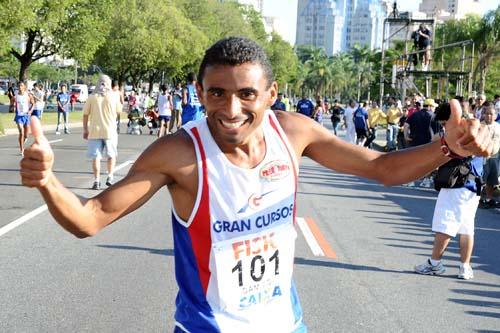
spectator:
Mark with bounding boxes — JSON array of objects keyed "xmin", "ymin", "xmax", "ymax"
[
  {"xmin": 330, "ymin": 100, "xmax": 344, "ymax": 136},
  {"xmin": 271, "ymin": 92, "xmax": 286, "ymax": 111},
  {"xmin": 296, "ymin": 94, "xmax": 314, "ymax": 118},
  {"xmin": 83, "ymin": 74, "xmax": 121, "ymax": 190},
  {"xmin": 344, "ymin": 99, "xmax": 357, "ymax": 144},
  {"xmin": 478, "ymin": 102, "xmax": 500, "ymax": 209},
  {"xmin": 56, "ymin": 84, "xmax": 70, "ymax": 135},
  {"xmin": 385, "ymin": 100, "xmax": 402, "ymax": 151},
  {"xmin": 365, "ymin": 100, "xmax": 386, "ymax": 148},
  {"xmin": 353, "ymin": 102, "xmax": 369, "ymax": 146},
  {"xmin": 182, "ymin": 72, "xmax": 204, "ymax": 125}
]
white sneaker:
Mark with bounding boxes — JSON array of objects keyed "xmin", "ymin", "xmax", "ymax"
[
  {"xmin": 458, "ymin": 265, "xmax": 474, "ymax": 280},
  {"xmin": 415, "ymin": 259, "xmax": 446, "ymax": 275}
]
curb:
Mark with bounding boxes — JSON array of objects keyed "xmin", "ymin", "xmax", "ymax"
[{"xmin": 1, "ymin": 119, "xmax": 130, "ymax": 137}]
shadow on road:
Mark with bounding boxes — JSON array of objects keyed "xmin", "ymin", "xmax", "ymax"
[{"xmin": 96, "ymin": 244, "xmax": 174, "ymax": 256}]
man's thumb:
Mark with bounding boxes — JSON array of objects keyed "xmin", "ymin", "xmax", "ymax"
[
  {"xmin": 445, "ymin": 99, "xmax": 462, "ymax": 128},
  {"xmin": 30, "ymin": 116, "xmax": 48, "ymax": 145}
]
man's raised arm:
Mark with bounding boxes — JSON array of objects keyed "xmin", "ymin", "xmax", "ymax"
[
  {"xmin": 20, "ymin": 116, "xmax": 168, "ymax": 238},
  {"xmin": 280, "ymin": 100, "xmax": 494, "ymax": 186}
]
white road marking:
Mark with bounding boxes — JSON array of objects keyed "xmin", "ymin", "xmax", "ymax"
[
  {"xmin": 296, "ymin": 217, "xmax": 324, "ymax": 257},
  {"xmin": 115, "ymin": 160, "xmax": 134, "ymax": 172},
  {"xmin": 48, "ymin": 139, "xmax": 63, "ymax": 144},
  {"xmin": 0, "ymin": 205, "xmax": 48, "ymax": 237},
  {"xmin": 0, "ymin": 160, "xmax": 135, "ymax": 237}
]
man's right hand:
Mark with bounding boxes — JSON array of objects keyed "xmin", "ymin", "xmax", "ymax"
[{"xmin": 20, "ymin": 116, "xmax": 54, "ymax": 188}]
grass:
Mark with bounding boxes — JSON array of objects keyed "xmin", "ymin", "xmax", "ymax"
[{"xmin": 0, "ymin": 95, "xmax": 9, "ymax": 104}]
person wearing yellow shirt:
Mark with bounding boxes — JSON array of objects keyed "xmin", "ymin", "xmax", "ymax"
[
  {"xmin": 282, "ymin": 94, "xmax": 291, "ymax": 112},
  {"xmin": 365, "ymin": 101, "xmax": 386, "ymax": 148},
  {"xmin": 386, "ymin": 102, "xmax": 403, "ymax": 151}
]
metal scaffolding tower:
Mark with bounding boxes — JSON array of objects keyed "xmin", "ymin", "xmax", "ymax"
[{"xmin": 379, "ymin": 15, "xmax": 475, "ymax": 105}]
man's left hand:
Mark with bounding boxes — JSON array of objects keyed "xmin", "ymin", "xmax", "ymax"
[{"xmin": 443, "ymin": 99, "xmax": 494, "ymax": 157}]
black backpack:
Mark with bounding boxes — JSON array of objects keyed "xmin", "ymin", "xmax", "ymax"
[{"xmin": 433, "ymin": 157, "xmax": 474, "ymax": 191}]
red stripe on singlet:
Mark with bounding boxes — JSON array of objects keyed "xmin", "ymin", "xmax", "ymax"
[
  {"xmin": 188, "ymin": 127, "xmax": 212, "ymax": 293},
  {"xmin": 268, "ymin": 114, "xmax": 299, "ymax": 224}
]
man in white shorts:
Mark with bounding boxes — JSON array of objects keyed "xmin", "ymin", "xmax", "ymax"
[
  {"xmin": 83, "ymin": 74, "xmax": 121, "ymax": 190},
  {"xmin": 414, "ymin": 155, "xmax": 483, "ymax": 280}
]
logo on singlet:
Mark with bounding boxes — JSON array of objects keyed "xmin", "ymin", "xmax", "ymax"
[
  {"xmin": 237, "ymin": 190, "xmax": 275, "ymax": 214},
  {"xmin": 259, "ymin": 160, "xmax": 291, "ymax": 181}
]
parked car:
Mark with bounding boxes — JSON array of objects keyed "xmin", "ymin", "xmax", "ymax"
[{"xmin": 70, "ymin": 84, "xmax": 88, "ymax": 103}]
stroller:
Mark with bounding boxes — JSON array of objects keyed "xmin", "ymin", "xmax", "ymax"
[{"xmin": 127, "ymin": 108, "xmax": 147, "ymax": 135}]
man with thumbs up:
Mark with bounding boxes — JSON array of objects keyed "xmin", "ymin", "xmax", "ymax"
[{"xmin": 18, "ymin": 37, "xmax": 498, "ymax": 332}]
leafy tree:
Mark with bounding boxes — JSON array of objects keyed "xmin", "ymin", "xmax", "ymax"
[
  {"xmin": 93, "ymin": 0, "xmax": 207, "ymax": 88},
  {"xmin": 267, "ymin": 32, "xmax": 298, "ymax": 93},
  {"xmin": 0, "ymin": 0, "xmax": 113, "ymax": 82}
]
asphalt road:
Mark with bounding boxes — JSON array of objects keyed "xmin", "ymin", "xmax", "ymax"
[{"xmin": 1, "ymin": 121, "xmax": 499, "ymax": 332}]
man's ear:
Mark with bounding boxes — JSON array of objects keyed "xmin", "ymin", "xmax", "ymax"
[
  {"xmin": 268, "ymin": 81, "xmax": 278, "ymax": 106},
  {"xmin": 195, "ymin": 81, "xmax": 204, "ymax": 105}
]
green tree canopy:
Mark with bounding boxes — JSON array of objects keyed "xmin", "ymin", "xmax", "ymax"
[{"xmin": 0, "ymin": 0, "xmax": 113, "ymax": 82}]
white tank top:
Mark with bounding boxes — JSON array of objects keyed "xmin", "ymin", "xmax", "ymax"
[
  {"xmin": 157, "ymin": 94, "xmax": 171, "ymax": 116},
  {"xmin": 15, "ymin": 92, "xmax": 30, "ymax": 116},
  {"xmin": 172, "ymin": 110, "xmax": 305, "ymax": 332}
]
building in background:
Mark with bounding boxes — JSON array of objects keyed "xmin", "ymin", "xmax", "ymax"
[
  {"xmin": 419, "ymin": 0, "xmax": 483, "ymax": 20},
  {"xmin": 347, "ymin": 0, "xmax": 386, "ymax": 50},
  {"xmin": 296, "ymin": 0, "xmax": 345, "ymax": 55},
  {"xmin": 236, "ymin": 0, "xmax": 288, "ymax": 42},
  {"xmin": 295, "ymin": 0, "xmax": 386, "ymax": 55}
]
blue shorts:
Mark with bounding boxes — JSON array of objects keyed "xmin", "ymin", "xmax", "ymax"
[
  {"xmin": 87, "ymin": 137, "xmax": 118, "ymax": 160},
  {"xmin": 159, "ymin": 115, "xmax": 171, "ymax": 122},
  {"xmin": 14, "ymin": 115, "xmax": 30, "ymax": 126},
  {"xmin": 32, "ymin": 109, "xmax": 42, "ymax": 118}
]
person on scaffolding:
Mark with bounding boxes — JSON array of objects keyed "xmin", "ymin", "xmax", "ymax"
[{"xmin": 416, "ymin": 23, "xmax": 432, "ymax": 71}]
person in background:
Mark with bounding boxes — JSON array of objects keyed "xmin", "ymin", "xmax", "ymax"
[
  {"xmin": 365, "ymin": 100, "xmax": 386, "ymax": 149},
  {"xmin": 7, "ymin": 82, "xmax": 16, "ymax": 113},
  {"xmin": 296, "ymin": 94, "xmax": 314, "ymax": 118},
  {"xmin": 417, "ymin": 23, "xmax": 432, "ymax": 71},
  {"xmin": 170, "ymin": 83, "xmax": 183, "ymax": 132},
  {"xmin": 56, "ymin": 84, "xmax": 70, "ymax": 135},
  {"xmin": 330, "ymin": 100, "xmax": 344, "ymax": 136},
  {"xmin": 397, "ymin": 108, "xmax": 409, "ymax": 150},
  {"xmin": 312, "ymin": 99, "xmax": 324, "ymax": 125},
  {"xmin": 353, "ymin": 102, "xmax": 369, "ymax": 146},
  {"xmin": 343, "ymin": 99, "xmax": 357, "ymax": 144},
  {"xmin": 156, "ymin": 84, "xmax": 173, "ymax": 137},
  {"xmin": 182, "ymin": 72, "xmax": 204, "ymax": 125},
  {"xmin": 111, "ymin": 81, "xmax": 124, "ymax": 134},
  {"xmin": 385, "ymin": 100, "xmax": 402, "ymax": 151},
  {"xmin": 32, "ymin": 83, "xmax": 45, "ymax": 119},
  {"xmin": 83, "ymin": 74, "xmax": 121, "ymax": 190},
  {"xmin": 474, "ymin": 94, "xmax": 486, "ymax": 120},
  {"xmin": 271, "ymin": 92, "xmax": 286, "ymax": 111},
  {"xmin": 282, "ymin": 93, "xmax": 291, "ymax": 112},
  {"xmin": 478, "ymin": 102, "xmax": 500, "ymax": 209},
  {"xmin": 14, "ymin": 81, "xmax": 34, "ymax": 155}
]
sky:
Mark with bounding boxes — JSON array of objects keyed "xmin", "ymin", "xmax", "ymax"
[{"xmin": 262, "ymin": 0, "xmax": 499, "ymax": 45}]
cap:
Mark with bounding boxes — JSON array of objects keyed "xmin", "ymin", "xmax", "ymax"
[{"xmin": 423, "ymin": 98, "xmax": 438, "ymax": 107}]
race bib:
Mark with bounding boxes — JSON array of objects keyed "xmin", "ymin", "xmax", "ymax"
[{"xmin": 212, "ymin": 224, "xmax": 296, "ymax": 311}]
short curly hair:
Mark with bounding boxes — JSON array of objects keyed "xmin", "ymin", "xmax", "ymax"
[{"xmin": 197, "ymin": 36, "xmax": 274, "ymax": 88}]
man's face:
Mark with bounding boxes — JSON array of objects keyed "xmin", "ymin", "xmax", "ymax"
[
  {"xmin": 61, "ymin": 86, "xmax": 66, "ymax": 93},
  {"xmin": 18, "ymin": 82, "xmax": 25, "ymax": 93},
  {"xmin": 197, "ymin": 63, "xmax": 277, "ymax": 146},
  {"xmin": 476, "ymin": 97, "xmax": 485, "ymax": 106},
  {"xmin": 483, "ymin": 109, "xmax": 496, "ymax": 124}
]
